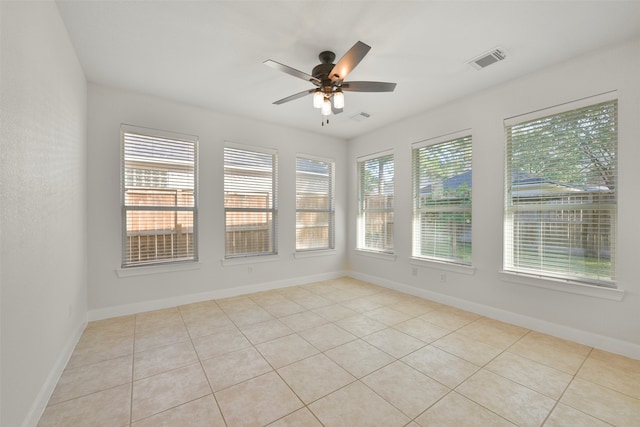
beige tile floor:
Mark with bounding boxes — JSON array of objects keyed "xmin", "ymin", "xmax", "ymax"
[{"xmin": 38, "ymin": 277, "xmax": 640, "ymax": 427}]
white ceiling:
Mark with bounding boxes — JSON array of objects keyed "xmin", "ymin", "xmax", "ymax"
[{"xmin": 56, "ymin": 1, "xmax": 640, "ymax": 140}]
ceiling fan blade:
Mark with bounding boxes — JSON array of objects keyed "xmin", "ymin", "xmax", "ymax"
[
  {"xmin": 273, "ymin": 89, "xmax": 316, "ymax": 105},
  {"xmin": 329, "ymin": 41, "xmax": 371, "ymax": 82},
  {"xmin": 264, "ymin": 60, "xmax": 321, "ymax": 85},
  {"xmin": 341, "ymin": 81, "xmax": 397, "ymax": 92},
  {"xmin": 332, "ymin": 106, "xmax": 343, "ymax": 115}
]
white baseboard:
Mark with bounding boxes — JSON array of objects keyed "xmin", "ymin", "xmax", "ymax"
[
  {"xmin": 23, "ymin": 318, "xmax": 87, "ymax": 427},
  {"xmin": 349, "ymin": 271, "xmax": 640, "ymax": 360},
  {"xmin": 88, "ymin": 270, "xmax": 347, "ymax": 321}
]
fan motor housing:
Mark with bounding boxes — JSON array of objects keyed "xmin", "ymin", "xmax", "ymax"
[
  {"xmin": 313, "ymin": 50, "xmax": 338, "ymax": 86},
  {"xmin": 312, "ymin": 63, "xmax": 335, "ymax": 82}
]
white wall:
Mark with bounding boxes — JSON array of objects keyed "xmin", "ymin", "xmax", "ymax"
[
  {"xmin": 87, "ymin": 84, "xmax": 348, "ymax": 318},
  {"xmin": 0, "ymin": 1, "xmax": 88, "ymax": 426},
  {"xmin": 347, "ymin": 37, "xmax": 640, "ymax": 358}
]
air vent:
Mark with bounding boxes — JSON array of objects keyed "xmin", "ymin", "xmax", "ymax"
[
  {"xmin": 350, "ymin": 112, "xmax": 371, "ymax": 122},
  {"xmin": 468, "ymin": 48, "xmax": 507, "ymax": 70}
]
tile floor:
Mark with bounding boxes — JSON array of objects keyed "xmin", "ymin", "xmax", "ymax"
[{"xmin": 37, "ymin": 277, "xmax": 640, "ymax": 426}]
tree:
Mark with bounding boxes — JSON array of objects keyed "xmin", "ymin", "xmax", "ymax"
[
  {"xmin": 509, "ymin": 101, "xmax": 616, "ymax": 191},
  {"xmin": 507, "ymin": 100, "xmax": 617, "ymax": 269}
]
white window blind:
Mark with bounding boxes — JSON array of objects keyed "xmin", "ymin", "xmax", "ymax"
[
  {"xmin": 412, "ymin": 135, "xmax": 472, "ymax": 265},
  {"xmin": 504, "ymin": 97, "xmax": 617, "ymax": 287},
  {"xmin": 121, "ymin": 125, "xmax": 198, "ymax": 267},
  {"xmin": 296, "ymin": 156, "xmax": 335, "ymax": 251},
  {"xmin": 357, "ymin": 153, "xmax": 394, "ymax": 253},
  {"xmin": 224, "ymin": 145, "xmax": 277, "ymax": 258}
]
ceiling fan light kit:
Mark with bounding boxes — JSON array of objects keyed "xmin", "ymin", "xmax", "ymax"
[{"xmin": 264, "ymin": 41, "xmax": 396, "ymax": 126}]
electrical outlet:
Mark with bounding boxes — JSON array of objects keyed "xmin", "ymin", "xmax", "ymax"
[
  {"xmin": 440, "ymin": 272, "xmax": 446, "ymax": 283},
  {"xmin": 412, "ymin": 267, "xmax": 418, "ymax": 276},
  {"xmin": 248, "ymin": 266, "xmax": 253, "ymax": 273}
]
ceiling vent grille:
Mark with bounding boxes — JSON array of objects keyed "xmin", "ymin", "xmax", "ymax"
[
  {"xmin": 350, "ymin": 112, "xmax": 371, "ymax": 122},
  {"xmin": 468, "ymin": 48, "xmax": 507, "ymax": 70}
]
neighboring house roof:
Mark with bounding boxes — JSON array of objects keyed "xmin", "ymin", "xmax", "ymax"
[
  {"xmin": 420, "ymin": 170, "xmax": 472, "ymax": 195},
  {"xmin": 297, "ymin": 159, "xmax": 330, "ymax": 175},
  {"xmin": 420, "ymin": 170, "xmax": 609, "ymax": 198},
  {"xmin": 510, "ymin": 170, "xmax": 580, "ymax": 197}
]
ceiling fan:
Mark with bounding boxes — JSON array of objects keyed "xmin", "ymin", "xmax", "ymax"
[{"xmin": 264, "ymin": 41, "xmax": 396, "ymax": 125}]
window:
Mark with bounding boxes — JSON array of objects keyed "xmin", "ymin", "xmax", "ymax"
[
  {"xmin": 357, "ymin": 153, "xmax": 394, "ymax": 253},
  {"xmin": 504, "ymin": 95, "xmax": 617, "ymax": 287},
  {"xmin": 224, "ymin": 144, "xmax": 277, "ymax": 258},
  {"xmin": 296, "ymin": 156, "xmax": 335, "ymax": 251},
  {"xmin": 412, "ymin": 134, "xmax": 472, "ymax": 265},
  {"xmin": 121, "ymin": 125, "xmax": 198, "ymax": 267}
]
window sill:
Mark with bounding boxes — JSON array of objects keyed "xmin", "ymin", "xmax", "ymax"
[
  {"xmin": 410, "ymin": 258, "xmax": 476, "ymax": 275},
  {"xmin": 500, "ymin": 271, "xmax": 624, "ymax": 301},
  {"xmin": 355, "ymin": 249, "xmax": 397, "ymax": 261},
  {"xmin": 221, "ymin": 255, "xmax": 280, "ymax": 267},
  {"xmin": 294, "ymin": 249, "xmax": 337, "ymax": 259},
  {"xmin": 116, "ymin": 261, "xmax": 201, "ymax": 278}
]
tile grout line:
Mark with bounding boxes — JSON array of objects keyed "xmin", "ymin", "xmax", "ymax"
[
  {"xmin": 214, "ymin": 292, "xmax": 321, "ymax": 425},
  {"xmin": 406, "ymin": 322, "xmax": 536, "ymax": 426},
  {"xmin": 56, "ymin": 286, "xmax": 484, "ymax": 425},
  {"xmin": 316, "ymin": 289, "xmax": 495, "ymax": 426},
  {"xmin": 538, "ymin": 346, "xmax": 591, "ymax": 427},
  {"xmin": 129, "ymin": 314, "xmax": 137, "ymax": 427},
  {"xmin": 233, "ymin": 286, "xmax": 342, "ymax": 425},
  {"xmin": 541, "ymin": 346, "xmax": 618, "ymax": 427},
  {"xmin": 239, "ymin": 283, "xmax": 399, "ymax": 425},
  {"xmin": 42, "ymin": 279, "xmax": 638, "ymax": 426},
  {"xmin": 295, "ymin": 288, "xmax": 439, "ymax": 425},
  {"xmin": 178, "ymin": 301, "xmax": 231, "ymax": 427},
  {"xmin": 395, "ymin": 316, "xmax": 513, "ymax": 426}
]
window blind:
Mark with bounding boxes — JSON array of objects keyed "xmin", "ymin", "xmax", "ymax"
[
  {"xmin": 357, "ymin": 153, "xmax": 394, "ymax": 253},
  {"xmin": 504, "ymin": 98, "xmax": 617, "ymax": 287},
  {"xmin": 412, "ymin": 135, "xmax": 472, "ymax": 265},
  {"xmin": 224, "ymin": 145, "xmax": 277, "ymax": 257},
  {"xmin": 296, "ymin": 156, "xmax": 335, "ymax": 251},
  {"xmin": 121, "ymin": 125, "xmax": 198, "ymax": 267}
]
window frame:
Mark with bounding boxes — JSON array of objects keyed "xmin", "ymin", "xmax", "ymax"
[
  {"xmin": 356, "ymin": 151, "xmax": 395, "ymax": 254},
  {"xmin": 503, "ymin": 92, "xmax": 617, "ymax": 288},
  {"xmin": 412, "ymin": 132, "xmax": 473, "ymax": 266},
  {"xmin": 223, "ymin": 142, "xmax": 278, "ymax": 259},
  {"xmin": 120, "ymin": 124, "xmax": 198, "ymax": 268},
  {"xmin": 295, "ymin": 154, "xmax": 336, "ymax": 252}
]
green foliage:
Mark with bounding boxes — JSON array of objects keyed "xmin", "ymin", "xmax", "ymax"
[
  {"xmin": 509, "ymin": 101, "xmax": 616, "ymax": 190},
  {"xmin": 361, "ymin": 155, "xmax": 394, "ymax": 195}
]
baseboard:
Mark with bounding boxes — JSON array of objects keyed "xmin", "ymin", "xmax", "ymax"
[
  {"xmin": 89, "ymin": 268, "xmax": 639, "ymax": 359},
  {"xmin": 22, "ymin": 318, "xmax": 88, "ymax": 427},
  {"xmin": 88, "ymin": 270, "xmax": 348, "ymax": 321},
  {"xmin": 349, "ymin": 271, "xmax": 640, "ymax": 360}
]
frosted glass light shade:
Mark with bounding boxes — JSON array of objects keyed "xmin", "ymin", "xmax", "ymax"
[
  {"xmin": 313, "ymin": 91, "xmax": 324, "ymax": 108},
  {"xmin": 333, "ymin": 91, "xmax": 344, "ymax": 109},
  {"xmin": 321, "ymin": 98, "xmax": 332, "ymax": 116}
]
